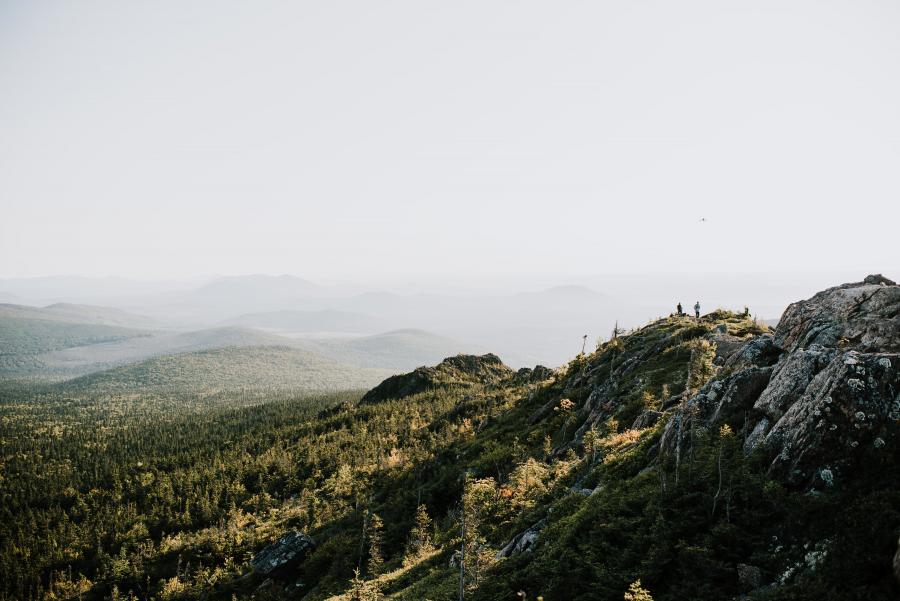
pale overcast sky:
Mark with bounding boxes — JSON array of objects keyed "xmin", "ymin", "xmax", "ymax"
[{"xmin": 1, "ymin": 1, "xmax": 898, "ymax": 280}]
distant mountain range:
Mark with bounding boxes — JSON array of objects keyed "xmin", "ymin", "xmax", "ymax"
[
  {"xmin": 0, "ymin": 298, "xmax": 482, "ymax": 383},
  {"xmin": 0, "ymin": 273, "xmax": 802, "ymax": 371}
]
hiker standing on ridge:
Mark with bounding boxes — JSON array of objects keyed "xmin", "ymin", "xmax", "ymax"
[
  {"xmin": 694, "ymin": 301, "xmax": 701, "ymax": 319},
  {"xmin": 677, "ymin": 302, "xmax": 683, "ymax": 316}
]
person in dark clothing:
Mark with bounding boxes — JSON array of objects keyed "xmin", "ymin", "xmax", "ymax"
[
  {"xmin": 677, "ymin": 302, "xmax": 683, "ymax": 316},
  {"xmin": 694, "ymin": 301, "xmax": 701, "ymax": 319}
]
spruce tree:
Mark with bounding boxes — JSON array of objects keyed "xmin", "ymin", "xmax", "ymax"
[
  {"xmin": 367, "ymin": 513, "xmax": 384, "ymax": 578},
  {"xmin": 404, "ymin": 504, "xmax": 433, "ymax": 564}
]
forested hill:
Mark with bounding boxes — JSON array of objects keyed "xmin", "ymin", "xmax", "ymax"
[
  {"xmin": 1, "ymin": 276, "xmax": 898, "ymax": 601},
  {"xmin": 57, "ymin": 345, "xmax": 392, "ymax": 394}
]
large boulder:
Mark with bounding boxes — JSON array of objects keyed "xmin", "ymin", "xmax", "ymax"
[{"xmin": 250, "ymin": 531, "xmax": 315, "ymax": 576}]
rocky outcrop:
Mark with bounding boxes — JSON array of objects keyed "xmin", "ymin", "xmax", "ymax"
[
  {"xmin": 742, "ymin": 276, "xmax": 899, "ymax": 486},
  {"xmin": 659, "ymin": 366, "xmax": 774, "ymax": 456},
  {"xmin": 571, "ymin": 338, "xmax": 674, "ymax": 439},
  {"xmin": 708, "ymin": 332, "xmax": 748, "ymax": 365},
  {"xmin": 496, "ymin": 519, "xmax": 546, "ymax": 558},
  {"xmin": 775, "ymin": 275, "xmax": 899, "ymax": 354},
  {"xmin": 762, "ymin": 351, "xmax": 897, "ymax": 485},
  {"xmin": 361, "ymin": 353, "xmax": 513, "ymax": 403},
  {"xmin": 753, "ymin": 346, "xmax": 837, "ymax": 422},
  {"xmin": 721, "ymin": 333, "xmax": 780, "ymax": 374},
  {"xmin": 250, "ymin": 531, "xmax": 315, "ymax": 576},
  {"xmin": 660, "ymin": 275, "xmax": 899, "ymax": 489},
  {"xmin": 514, "ymin": 365, "xmax": 555, "ymax": 385}
]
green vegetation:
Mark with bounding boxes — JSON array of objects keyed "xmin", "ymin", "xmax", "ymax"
[
  {"xmin": 0, "ymin": 385, "xmax": 359, "ymax": 601},
  {"xmin": 1, "ymin": 311, "xmax": 897, "ymax": 601},
  {"xmin": 1, "ymin": 302, "xmax": 468, "ymax": 381},
  {"xmin": 0, "ymin": 304, "xmax": 158, "ymax": 380},
  {"xmin": 57, "ymin": 346, "xmax": 391, "ymax": 394},
  {"xmin": 0, "ymin": 303, "xmax": 157, "ymax": 329},
  {"xmin": 0, "ymin": 317, "xmax": 149, "ymax": 375}
]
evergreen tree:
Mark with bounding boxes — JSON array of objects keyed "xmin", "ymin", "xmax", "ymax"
[
  {"xmin": 348, "ymin": 568, "xmax": 382, "ymax": 601},
  {"xmin": 404, "ymin": 504, "xmax": 434, "ymax": 565},
  {"xmin": 366, "ymin": 513, "xmax": 384, "ymax": 578}
]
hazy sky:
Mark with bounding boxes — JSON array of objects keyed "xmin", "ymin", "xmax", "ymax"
[{"xmin": 2, "ymin": 1, "xmax": 898, "ymax": 280}]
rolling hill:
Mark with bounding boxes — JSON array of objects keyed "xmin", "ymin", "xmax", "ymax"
[
  {"xmin": 0, "ymin": 302, "xmax": 155, "ymax": 378},
  {"xmin": 58, "ymin": 345, "xmax": 391, "ymax": 394},
  {"xmin": 0, "ymin": 303, "xmax": 159, "ymax": 379},
  {"xmin": 0, "ymin": 302, "xmax": 157, "ymax": 328},
  {"xmin": 30, "ymin": 326, "xmax": 470, "ymax": 379},
  {"xmin": 1, "ymin": 317, "xmax": 476, "ymax": 381},
  {"xmin": 9, "ymin": 326, "xmax": 298, "ymax": 380}
]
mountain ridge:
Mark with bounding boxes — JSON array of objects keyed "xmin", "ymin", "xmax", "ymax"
[{"xmin": 242, "ymin": 274, "xmax": 899, "ymax": 600}]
